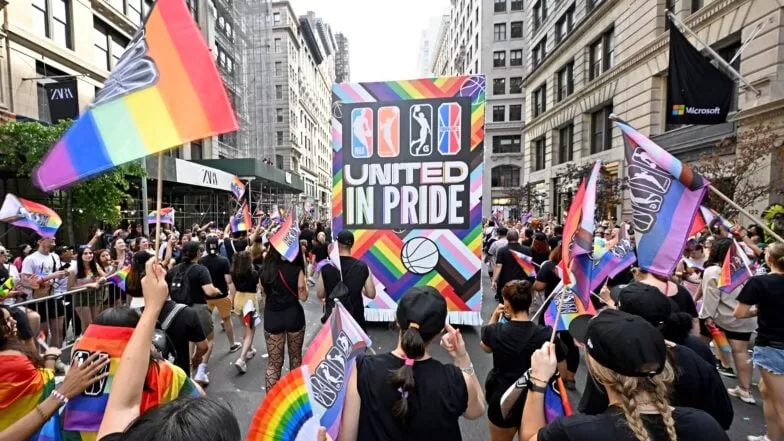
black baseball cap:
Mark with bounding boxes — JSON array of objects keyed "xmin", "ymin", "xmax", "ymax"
[
  {"xmin": 568, "ymin": 309, "xmax": 666, "ymax": 378},
  {"xmin": 205, "ymin": 236, "xmax": 220, "ymax": 255},
  {"xmin": 182, "ymin": 241, "xmax": 201, "ymax": 260},
  {"xmin": 610, "ymin": 283, "xmax": 674, "ymax": 326},
  {"xmin": 396, "ymin": 286, "xmax": 447, "ymax": 341},
  {"xmin": 337, "ymin": 230, "xmax": 354, "ymax": 247}
]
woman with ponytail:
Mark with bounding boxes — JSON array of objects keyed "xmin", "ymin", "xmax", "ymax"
[
  {"xmin": 335, "ymin": 286, "xmax": 486, "ymax": 441},
  {"xmin": 521, "ymin": 310, "xmax": 729, "ymax": 441}
]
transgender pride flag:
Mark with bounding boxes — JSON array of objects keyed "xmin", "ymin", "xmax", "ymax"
[{"xmin": 616, "ymin": 118, "xmax": 708, "ymax": 277}]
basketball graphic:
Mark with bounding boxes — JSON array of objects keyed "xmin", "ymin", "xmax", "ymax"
[{"xmin": 400, "ymin": 237, "xmax": 440, "ymax": 275}]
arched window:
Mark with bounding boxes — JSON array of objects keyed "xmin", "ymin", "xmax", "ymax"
[{"xmin": 491, "ymin": 165, "xmax": 520, "ymax": 188}]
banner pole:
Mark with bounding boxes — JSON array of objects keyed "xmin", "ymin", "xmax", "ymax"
[
  {"xmin": 550, "ymin": 288, "xmax": 565, "ymax": 344},
  {"xmin": 154, "ymin": 152, "xmax": 163, "ymax": 255},
  {"xmin": 708, "ymin": 185, "xmax": 784, "ymax": 244}
]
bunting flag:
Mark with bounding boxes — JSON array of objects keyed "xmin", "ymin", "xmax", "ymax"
[
  {"xmin": 32, "ymin": 0, "xmax": 238, "ymax": 191},
  {"xmin": 510, "ymin": 249, "xmax": 537, "ymax": 277},
  {"xmin": 246, "ymin": 302, "xmax": 371, "ymax": 441},
  {"xmin": 106, "ymin": 266, "xmax": 130, "ymax": 292},
  {"xmin": 147, "ymin": 207, "xmax": 174, "ymax": 225},
  {"xmin": 62, "ymin": 325, "xmax": 199, "ymax": 439},
  {"xmin": 616, "ymin": 119, "xmax": 709, "ymax": 277},
  {"xmin": 231, "ymin": 176, "xmax": 246, "ymax": 201},
  {"xmin": 0, "ymin": 354, "xmax": 59, "ymax": 440},
  {"xmin": 0, "ymin": 194, "xmax": 62, "ymax": 238},
  {"xmin": 230, "ymin": 202, "xmax": 252, "ymax": 233},
  {"xmin": 717, "ymin": 240, "xmax": 752, "ymax": 292},
  {"xmin": 269, "ymin": 210, "xmax": 301, "ymax": 262},
  {"xmin": 544, "ymin": 375, "xmax": 574, "ymax": 423}
]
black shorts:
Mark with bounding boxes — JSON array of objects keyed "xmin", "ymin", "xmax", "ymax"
[
  {"xmin": 264, "ymin": 304, "xmax": 305, "ymax": 335},
  {"xmin": 9, "ymin": 306, "xmax": 34, "ymax": 340},
  {"xmin": 699, "ymin": 318, "xmax": 753, "ymax": 342}
]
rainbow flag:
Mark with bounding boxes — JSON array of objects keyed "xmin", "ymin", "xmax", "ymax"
[
  {"xmin": 544, "ymin": 375, "xmax": 573, "ymax": 423},
  {"xmin": 270, "ymin": 205, "xmax": 281, "ymax": 222},
  {"xmin": 544, "ymin": 285, "xmax": 593, "ymax": 331},
  {"xmin": 718, "ymin": 240, "xmax": 752, "ymax": 293},
  {"xmin": 32, "ymin": 0, "xmax": 238, "ymax": 192},
  {"xmin": 62, "ymin": 325, "xmax": 199, "ymax": 440},
  {"xmin": 707, "ymin": 322, "xmax": 731, "ymax": 353},
  {"xmin": 580, "ymin": 224, "xmax": 637, "ymax": 292},
  {"xmin": 0, "ymin": 194, "xmax": 62, "ymax": 237},
  {"xmin": 616, "ymin": 120, "xmax": 709, "ymax": 277},
  {"xmin": 0, "ymin": 354, "xmax": 60, "ymax": 441},
  {"xmin": 270, "ymin": 210, "xmax": 300, "ymax": 262},
  {"xmin": 106, "ymin": 266, "xmax": 130, "ymax": 292},
  {"xmin": 231, "ymin": 176, "xmax": 246, "ymax": 200},
  {"xmin": 510, "ymin": 249, "xmax": 536, "ymax": 277},
  {"xmin": 148, "ymin": 207, "xmax": 174, "ymax": 225},
  {"xmin": 230, "ymin": 202, "xmax": 252, "ymax": 232},
  {"xmin": 570, "ymin": 162, "xmax": 602, "ymax": 305}
]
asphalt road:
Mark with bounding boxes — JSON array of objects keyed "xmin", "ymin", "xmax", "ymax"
[{"xmin": 205, "ymin": 276, "xmax": 767, "ymax": 441}]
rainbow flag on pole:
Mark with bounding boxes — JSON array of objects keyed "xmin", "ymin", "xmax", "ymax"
[
  {"xmin": 718, "ymin": 239, "xmax": 752, "ymax": 292},
  {"xmin": 0, "ymin": 194, "xmax": 62, "ymax": 237},
  {"xmin": 510, "ymin": 249, "xmax": 537, "ymax": 277},
  {"xmin": 269, "ymin": 210, "xmax": 300, "ymax": 262},
  {"xmin": 231, "ymin": 176, "xmax": 246, "ymax": 200},
  {"xmin": 230, "ymin": 202, "xmax": 252, "ymax": 232},
  {"xmin": 544, "ymin": 285, "xmax": 592, "ymax": 331},
  {"xmin": 33, "ymin": 0, "xmax": 238, "ymax": 192},
  {"xmin": 106, "ymin": 266, "xmax": 130, "ymax": 292},
  {"xmin": 147, "ymin": 207, "xmax": 174, "ymax": 225}
]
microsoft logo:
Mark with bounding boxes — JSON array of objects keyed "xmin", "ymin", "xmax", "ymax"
[
  {"xmin": 672, "ymin": 104, "xmax": 685, "ymax": 116},
  {"xmin": 672, "ymin": 104, "xmax": 721, "ymax": 116}
]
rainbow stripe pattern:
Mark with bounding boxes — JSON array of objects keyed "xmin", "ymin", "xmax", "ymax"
[
  {"xmin": 33, "ymin": 0, "xmax": 238, "ymax": 192},
  {"xmin": 230, "ymin": 202, "xmax": 252, "ymax": 232},
  {"xmin": 148, "ymin": 207, "xmax": 174, "ymax": 225},
  {"xmin": 0, "ymin": 354, "xmax": 59, "ymax": 440},
  {"xmin": 545, "ymin": 285, "xmax": 593, "ymax": 332},
  {"xmin": 544, "ymin": 376, "xmax": 574, "ymax": 423},
  {"xmin": 0, "ymin": 194, "xmax": 62, "ymax": 237},
  {"xmin": 718, "ymin": 240, "xmax": 751, "ymax": 293},
  {"xmin": 231, "ymin": 176, "xmax": 246, "ymax": 200},
  {"xmin": 510, "ymin": 250, "xmax": 536, "ymax": 277},
  {"xmin": 106, "ymin": 266, "xmax": 130, "ymax": 292},
  {"xmin": 246, "ymin": 366, "xmax": 317, "ymax": 441},
  {"xmin": 332, "ymin": 76, "xmax": 485, "ymax": 325},
  {"xmin": 270, "ymin": 210, "xmax": 300, "ymax": 262}
]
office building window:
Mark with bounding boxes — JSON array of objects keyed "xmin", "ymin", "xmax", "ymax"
[
  {"xmin": 273, "ymin": 12, "xmax": 281, "ymax": 24},
  {"xmin": 691, "ymin": 0, "xmax": 703, "ymax": 12},
  {"xmin": 491, "ymin": 165, "xmax": 521, "ymax": 187},
  {"xmin": 510, "ymin": 49, "xmax": 523, "ymax": 66},
  {"xmin": 588, "ymin": 29, "xmax": 614, "ymax": 80},
  {"xmin": 276, "ymin": 131, "xmax": 284, "ymax": 145},
  {"xmin": 493, "ymin": 78, "xmax": 506, "ymax": 95},
  {"xmin": 492, "ymin": 135, "xmax": 522, "ymax": 153},
  {"xmin": 36, "ymin": 62, "xmax": 67, "ymax": 123},
  {"xmin": 533, "ymin": 84, "xmax": 546, "ymax": 117},
  {"xmin": 34, "ymin": 0, "xmax": 72, "ymax": 48},
  {"xmin": 558, "ymin": 124, "xmax": 574, "ymax": 164},
  {"xmin": 190, "ymin": 140, "xmax": 203, "ymax": 160},
  {"xmin": 533, "ymin": 138, "xmax": 546, "ymax": 171},
  {"xmin": 533, "ymin": 0, "xmax": 548, "ymax": 31},
  {"xmin": 32, "ymin": 0, "xmax": 48, "ymax": 37},
  {"xmin": 587, "ymin": 0, "xmax": 605, "ymax": 11},
  {"xmin": 493, "ymin": 105, "xmax": 505, "ymax": 122},
  {"xmin": 276, "ymin": 108, "xmax": 284, "ymax": 122},
  {"xmin": 510, "ymin": 77, "xmax": 523, "ymax": 94},
  {"xmin": 511, "ymin": 21, "xmax": 523, "ymax": 38},
  {"xmin": 590, "ymin": 105, "xmax": 614, "ymax": 154},
  {"xmin": 274, "ymin": 38, "xmax": 282, "ymax": 52},
  {"xmin": 494, "ymin": 0, "xmax": 506, "ymax": 13},
  {"xmin": 275, "ymin": 61, "xmax": 282, "ymax": 76},
  {"xmin": 494, "ymin": 23, "xmax": 507, "ymax": 41},
  {"xmin": 94, "ymin": 20, "xmax": 128, "ymax": 70},
  {"xmin": 556, "ymin": 61, "xmax": 574, "ymax": 102},
  {"xmin": 275, "ymin": 85, "xmax": 283, "ymax": 99},
  {"xmin": 511, "ymin": 0, "xmax": 523, "ymax": 10},
  {"xmin": 532, "ymin": 37, "xmax": 547, "ymax": 67},
  {"xmin": 493, "ymin": 51, "xmax": 506, "ymax": 67},
  {"xmin": 126, "ymin": 0, "xmax": 142, "ymax": 24},
  {"xmin": 509, "ymin": 104, "xmax": 522, "ymax": 121},
  {"xmin": 555, "ymin": 5, "xmax": 574, "ymax": 43}
]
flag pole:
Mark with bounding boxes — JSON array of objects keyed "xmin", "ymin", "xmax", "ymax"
[
  {"xmin": 531, "ymin": 287, "xmax": 559, "ymax": 323},
  {"xmin": 154, "ymin": 152, "xmax": 163, "ymax": 255},
  {"xmin": 550, "ymin": 287, "xmax": 566, "ymax": 344},
  {"xmin": 708, "ymin": 185, "xmax": 784, "ymax": 244}
]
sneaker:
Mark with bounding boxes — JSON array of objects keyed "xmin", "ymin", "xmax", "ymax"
[
  {"xmin": 193, "ymin": 364, "xmax": 210, "ymax": 386},
  {"xmin": 747, "ymin": 435, "xmax": 769, "ymax": 441},
  {"xmin": 234, "ymin": 358, "xmax": 247, "ymax": 374},
  {"xmin": 728, "ymin": 386, "xmax": 756, "ymax": 404},
  {"xmin": 246, "ymin": 347, "xmax": 257, "ymax": 360},
  {"xmin": 229, "ymin": 342, "xmax": 242, "ymax": 353},
  {"xmin": 717, "ymin": 365, "xmax": 736, "ymax": 378}
]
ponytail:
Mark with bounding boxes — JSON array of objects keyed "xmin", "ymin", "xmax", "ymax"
[{"xmin": 389, "ymin": 325, "xmax": 425, "ymax": 420}]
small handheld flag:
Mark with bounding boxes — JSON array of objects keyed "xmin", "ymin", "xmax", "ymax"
[
  {"xmin": 148, "ymin": 207, "xmax": 174, "ymax": 225},
  {"xmin": 107, "ymin": 266, "xmax": 130, "ymax": 292},
  {"xmin": 717, "ymin": 240, "xmax": 752, "ymax": 292},
  {"xmin": 230, "ymin": 202, "xmax": 252, "ymax": 232},
  {"xmin": 0, "ymin": 194, "xmax": 62, "ymax": 238},
  {"xmin": 510, "ymin": 250, "xmax": 537, "ymax": 277},
  {"xmin": 269, "ymin": 210, "xmax": 301, "ymax": 262},
  {"xmin": 231, "ymin": 176, "xmax": 246, "ymax": 200}
]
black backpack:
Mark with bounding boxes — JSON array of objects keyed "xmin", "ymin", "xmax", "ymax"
[
  {"xmin": 151, "ymin": 302, "xmax": 186, "ymax": 363},
  {"xmin": 321, "ymin": 261, "xmax": 356, "ymax": 323},
  {"xmin": 168, "ymin": 263, "xmax": 195, "ymax": 305}
]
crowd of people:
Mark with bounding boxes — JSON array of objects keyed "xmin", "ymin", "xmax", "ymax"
[{"xmin": 0, "ymin": 210, "xmax": 783, "ymax": 441}]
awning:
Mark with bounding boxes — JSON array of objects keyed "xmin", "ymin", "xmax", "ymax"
[
  {"xmin": 195, "ymin": 158, "xmax": 305, "ymax": 194},
  {"xmin": 145, "ymin": 156, "xmax": 239, "ymax": 193}
]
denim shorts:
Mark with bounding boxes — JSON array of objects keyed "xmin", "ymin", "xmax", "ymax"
[{"xmin": 753, "ymin": 346, "xmax": 784, "ymax": 375}]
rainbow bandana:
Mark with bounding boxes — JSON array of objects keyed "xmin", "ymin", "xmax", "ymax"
[{"xmin": 0, "ymin": 354, "xmax": 58, "ymax": 439}]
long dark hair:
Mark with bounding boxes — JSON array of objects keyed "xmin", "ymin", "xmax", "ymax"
[
  {"xmin": 0, "ymin": 305, "xmax": 42, "ymax": 367},
  {"xmin": 126, "ymin": 251, "xmax": 154, "ymax": 293},
  {"xmin": 231, "ymin": 251, "xmax": 255, "ymax": 282},
  {"xmin": 389, "ymin": 325, "xmax": 425, "ymax": 420},
  {"xmin": 260, "ymin": 246, "xmax": 282, "ymax": 286},
  {"xmin": 705, "ymin": 237, "xmax": 733, "ymax": 268},
  {"xmin": 76, "ymin": 247, "xmax": 100, "ymax": 279}
]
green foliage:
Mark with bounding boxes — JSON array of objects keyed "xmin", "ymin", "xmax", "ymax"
[{"xmin": 0, "ymin": 120, "xmax": 145, "ymax": 225}]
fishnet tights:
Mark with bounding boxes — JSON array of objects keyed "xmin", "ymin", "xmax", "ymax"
[{"xmin": 264, "ymin": 328, "xmax": 306, "ymax": 390}]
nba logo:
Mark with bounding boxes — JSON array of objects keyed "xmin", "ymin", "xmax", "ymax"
[
  {"xmin": 409, "ymin": 104, "xmax": 433, "ymax": 157},
  {"xmin": 377, "ymin": 106, "xmax": 400, "ymax": 158},
  {"xmin": 351, "ymin": 108, "xmax": 374, "ymax": 159},
  {"xmin": 438, "ymin": 103, "xmax": 461, "ymax": 155}
]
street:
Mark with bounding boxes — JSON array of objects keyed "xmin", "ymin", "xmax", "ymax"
[{"xmin": 206, "ymin": 276, "xmax": 767, "ymax": 441}]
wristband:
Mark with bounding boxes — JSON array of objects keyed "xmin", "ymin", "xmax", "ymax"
[
  {"xmin": 527, "ymin": 378, "xmax": 548, "ymax": 394},
  {"xmin": 51, "ymin": 390, "xmax": 69, "ymax": 405},
  {"xmin": 530, "ymin": 375, "xmax": 549, "ymax": 385}
]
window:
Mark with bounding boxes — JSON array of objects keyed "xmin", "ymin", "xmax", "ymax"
[
  {"xmin": 533, "ymin": 84, "xmax": 547, "ymax": 117},
  {"xmin": 493, "ymin": 78, "xmax": 506, "ymax": 95},
  {"xmin": 511, "ymin": 0, "xmax": 523, "ymax": 10},
  {"xmin": 510, "ymin": 105, "xmax": 522, "ymax": 121},
  {"xmin": 511, "ymin": 21, "xmax": 523, "ymax": 38},
  {"xmin": 493, "ymin": 106, "xmax": 505, "ymax": 122},
  {"xmin": 273, "ymin": 12, "xmax": 281, "ymax": 24},
  {"xmin": 587, "ymin": 0, "xmax": 605, "ymax": 11},
  {"xmin": 275, "ymin": 85, "xmax": 283, "ymax": 99},
  {"xmin": 555, "ymin": 6, "xmax": 574, "ymax": 43},
  {"xmin": 556, "ymin": 61, "xmax": 574, "ymax": 102},
  {"xmin": 274, "ymin": 38, "xmax": 282, "ymax": 52},
  {"xmin": 532, "ymin": 37, "xmax": 547, "ymax": 67},
  {"xmin": 492, "ymin": 135, "xmax": 522, "ymax": 153},
  {"xmin": 589, "ymin": 29, "xmax": 614, "ymax": 80},
  {"xmin": 494, "ymin": 0, "xmax": 506, "ymax": 13},
  {"xmin": 94, "ymin": 20, "xmax": 128, "ymax": 70},
  {"xmin": 533, "ymin": 0, "xmax": 548, "ymax": 31},
  {"xmin": 276, "ymin": 108, "xmax": 284, "ymax": 122},
  {"xmin": 35, "ymin": 61, "xmax": 67, "ymax": 123},
  {"xmin": 494, "ymin": 23, "xmax": 507, "ymax": 41},
  {"xmin": 590, "ymin": 105, "xmax": 614, "ymax": 154},
  {"xmin": 558, "ymin": 124, "xmax": 574, "ymax": 164},
  {"xmin": 491, "ymin": 165, "xmax": 521, "ymax": 187},
  {"xmin": 276, "ymin": 131, "xmax": 284, "ymax": 145},
  {"xmin": 126, "ymin": 0, "xmax": 142, "ymax": 24},
  {"xmin": 190, "ymin": 140, "xmax": 203, "ymax": 160},
  {"xmin": 34, "ymin": 0, "xmax": 72, "ymax": 48},
  {"xmin": 510, "ymin": 77, "xmax": 523, "ymax": 94},
  {"xmin": 533, "ymin": 138, "xmax": 546, "ymax": 171},
  {"xmin": 493, "ymin": 51, "xmax": 506, "ymax": 67},
  {"xmin": 691, "ymin": 0, "xmax": 703, "ymax": 13},
  {"xmin": 510, "ymin": 49, "xmax": 523, "ymax": 66},
  {"xmin": 718, "ymin": 42, "xmax": 741, "ymax": 112},
  {"xmin": 275, "ymin": 61, "xmax": 282, "ymax": 76}
]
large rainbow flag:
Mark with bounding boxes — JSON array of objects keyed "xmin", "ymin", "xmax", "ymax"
[
  {"xmin": 270, "ymin": 210, "xmax": 300, "ymax": 262},
  {"xmin": 33, "ymin": 0, "xmax": 238, "ymax": 192},
  {"xmin": 246, "ymin": 302, "xmax": 371, "ymax": 441},
  {"xmin": 0, "ymin": 194, "xmax": 62, "ymax": 237},
  {"xmin": 0, "ymin": 354, "xmax": 60, "ymax": 440}
]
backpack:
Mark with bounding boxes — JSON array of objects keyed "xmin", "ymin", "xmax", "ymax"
[
  {"xmin": 321, "ymin": 261, "xmax": 356, "ymax": 324},
  {"xmin": 151, "ymin": 302, "xmax": 186, "ymax": 362},
  {"xmin": 168, "ymin": 263, "xmax": 195, "ymax": 305}
]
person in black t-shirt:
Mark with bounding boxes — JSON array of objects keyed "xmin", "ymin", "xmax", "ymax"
[
  {"xmin": 331, "ymin": 286, "xmax": 486, "ymax": 441},
  {"xmin": 481, "ymin": 280, "xmax": 565, "ymax": 441},
  {"xmin": 199, "ymin": 237, "xmax": 240, "ymax": 355},
  {"xmin": 521, "ymin": 310, "xmax": 730, "ymax": 441},
  {"xmin": 547, "ymin": 225, "xmax": 563, "ymax": 251},
  {"xmin": 222, "ymin": 230, "xmax": 248, "ymax": 264},
  {"xmin": 522, "ymin": 228, "xmax": 534, "ymax": 247},
  {"xmin": 318, "ymin": 231, "xmax": 376, "ymax": 330},
  {"xmin": 492, "ymin": 229, "xmax": 533, "ymax": 302},
  {"xmin": 152, "ymin": 300, "xmax": 208, "ymax": 376}
]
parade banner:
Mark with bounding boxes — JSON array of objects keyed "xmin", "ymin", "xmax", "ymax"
[{"xmin": 332, "ymin": 75, "xmax": 485, "ymax": 325}]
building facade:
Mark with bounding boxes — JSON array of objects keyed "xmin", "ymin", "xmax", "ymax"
[
  {"xmin": 334, "ymin": 32, "xmax": 350, "ymax": 83},
  {"xmin": 418, "ymin": 15, "xmax": 450, "ymax": 77},
  {"xmin": 522, "ymin": 0, "xmax": 784, "ymax": 221}
]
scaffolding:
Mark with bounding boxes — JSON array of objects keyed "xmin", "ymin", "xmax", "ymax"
[{"xmin": 241, "ymin": 0, "xmax": 275, "ymax": 161}]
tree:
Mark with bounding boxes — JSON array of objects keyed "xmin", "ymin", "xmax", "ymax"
[
  {"xmin": 554, "ymin": 162, "xmax": 628, "ymax": 220},
  {"xmin": 693, "ymin": 123, "xmax": 783, "ymax": 219},
  {"xmin": 0, "ymin": 120, "xmax": 144, "ymax": 243},
  {"xmin": 505, "ymin": 182, "xmax": 546, "ymax": 214}
]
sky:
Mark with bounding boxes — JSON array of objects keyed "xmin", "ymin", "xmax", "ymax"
[{"xmin": 290, "ymin": 0, "xmax": 450, "ymax": 82}]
